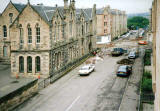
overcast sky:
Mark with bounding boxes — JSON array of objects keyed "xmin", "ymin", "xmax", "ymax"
[{"xmin": 0, "ymin": 0, "xmax": 153, "ymax": 14}]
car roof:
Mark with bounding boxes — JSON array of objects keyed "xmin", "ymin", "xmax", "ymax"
[
  {"xmin": 119, "ymin": 65, "xmax": 127, "ymax": 68},
  {"xmin": 81, "ymin": 65, "xmax": 91, "ymax": 68},
  {"xmin": 129, "ymin": 51, "xmax": 135, "ymax": 54}
]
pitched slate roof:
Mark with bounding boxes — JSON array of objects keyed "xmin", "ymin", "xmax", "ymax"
[
  {"xmin": 13, "ymin": 3, "xmax": 26, "ymax": 12},
  {"xmin": 83, "ymin": 8, "xmax": 92, "ymax": 20},
  {"xmin": 31, "ymin": 5, "xmax": 57, "ymax": 24},
  {"xmin": 96, "ymin": 8, "xmax": 104, "ymax": 15},
  {"xmin": 76, "ymin": 8, "xmax": 93, "ymax": 21},
  {"xmin": 111, "ymin": 9, "xmax": 117, "ymax": 15}
]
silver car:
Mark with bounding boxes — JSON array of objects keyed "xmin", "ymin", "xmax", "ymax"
[{"xmin": 128, "ymin": 51, "xmax": 136, "ymax": 59}]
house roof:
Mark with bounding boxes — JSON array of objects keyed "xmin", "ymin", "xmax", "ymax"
[
  {"xmin": 13, "ymin": 3, "xmax": 26, "ymax": 12},
  {"xmin": 83, "ymin": 8, "xmax": 92, "ymax": 20},
  {"xmin": 31, "ymin": 5, "xmax": 56, "ymax": 24},
  {"xmin": 10, "ymin": 2, "xmax": 94, "ymax": 27},
  {"xmin": 96, "ymin": 8, "xmax": 104, "ymax": 15},
  {"xmin": 76, "ymin": 8, "xmax": 93, "ymax": 21}
]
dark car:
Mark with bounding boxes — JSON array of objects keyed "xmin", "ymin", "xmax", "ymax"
[
  {"xmin": 111, "ymin": 48, "xmax": 124, "ymax": 56},
  {"xmin": 117, "ymin": 65, "xmax": 132, "ymax": 77}
]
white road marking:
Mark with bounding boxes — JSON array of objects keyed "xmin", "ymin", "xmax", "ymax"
[{"xmin": 65, "ymin": 96, "xmax": 80, "ymax": 111}]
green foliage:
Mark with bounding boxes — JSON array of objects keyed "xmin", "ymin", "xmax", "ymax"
[
  {"xmin": 142, "ymin": 78, "xmax": 152, "ymax": 92},
  {"xmin": 142, "ymin": 71, "xmax": 152, "ymax": 92},
  {"xmin": 143, "ymin": 71, "xmax": 152, "ymax": 79},
  {"xmin": 144, "ymin": 49, "xmax": 152, "ymax": 66},
  {"xmin": 127, "ymin": 16, "xmax": 149, "ymax": 30}
]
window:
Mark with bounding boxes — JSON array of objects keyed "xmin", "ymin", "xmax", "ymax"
[
  {"xmin": 19, "ymin": 56, "xmax": 24, "ymax": 73},
  {"xmin": 3, "ymin": 25, "xmax": 7, "ymax": 37},
  {"xmin": 86, "ymin": 23, "xmax": 88, "ymax": 33},
  {"xmin": 69, "ymin": 22, "xmax": 72, "ymax": 36},
  {"xmin": 54, "ymin": 23, "xmax": 57, "ymax": 41},
  {"xmin": 27, "ymin": 56, "xmax": 32, "ymax": 73},
  {"xmin": 35, "ymin": 56, "xmax": 40, "ymax": 72},
  {"xmin": 36, "ymin": 24, "xmax": 40, "ymax": 43},
  {"xmin": 62, "ymin": 25, "xmax": 65, "ymax": 38},
  {"xmin": 104, "ymin": 29, "xmax": 107, "ymax": 33},
  {"xmin": 104, "ymin": 22, "xmax": 107, "ymax": 26},
  {"xmin": 71, "ymin": 13, "xmax": 72, "ymax": 19},
  {"xmin": 19, "ymin": 24, "xmax": 23, "ymax": 44},
  {"xmin": 58, "ymin": 25, "xmax": 59, "ymax": 40},
  {"xmin": 82, "ymin": 25, "xmax": 84, "ymax": 35},
  {"xmin": 27, "ymin": 25, "xmax": 32, "ymax": 43},
  {"xmin": 104, "ymin": 15, "xmax": 107, "ymax": 19},
  {"xmin": 9, "ymin": 13, "xmax": 13, "ymax": 23},
  {"xmin": 3, "ymin": 46, "xmax": 7, "ymax": 57}
]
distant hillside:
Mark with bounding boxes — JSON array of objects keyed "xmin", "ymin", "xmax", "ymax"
[{"xmin": 127, "ymin": 12, "xmax": 150, "ymax": 19}]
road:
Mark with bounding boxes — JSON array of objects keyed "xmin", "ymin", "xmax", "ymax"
[
  {"xmin": 15, "ymin": 33, "xmax": 143, "ymax": 111},
  {"xmin": 15, "ymin": 54, "xmax": 129, "ymax": 111}
]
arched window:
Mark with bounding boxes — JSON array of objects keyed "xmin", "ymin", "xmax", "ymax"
[
  {"xmin": 3, "ymin": 25, "xmax": 7, "ymax": 37},
  {"xmin": 69, "ymin": 22, "xmax": 72, "ymax": 36},
  {"xmin": 55, "ymin": 53, "xmax": 58, "ymax": 70},
  {"xmin": 19, "ymin": 24, "xmax": 24, "ymax": 44},
  {"xmin": 57, "ymin": 24, "xmax": 60, "ymax": 40},
  {"xmin": 27, "ymin": 56, "xmax": 32, "ymax": 73},
  {"xmin": 9, "ymin": 13, "xmax": 13, "ymax": 23},
  {"xmin": 36, "ymin": 24, "xmax": 40, "ymax": 43},
  {"xmin": 70, "ymin": 13, "xmax": 72, "ymax": 19},
  {"xmin": 62, "ymin": 25, "xmax": 65, "ymax": 38},
  {"xmin": 19, "ymin": 56, "xmax": 24, "ymax": 73},
  {"xmin": 27, "ymin": 24, "xmax": 32, "ymax": 43},
  {"xmin": 35, "ymin": 56, "xmax": 41, "ymax": 72},
  {"xmin": 82, "ymin": 25, "xmax": 84, "ymax": 35},
  {"xmin": 54, "ymin": 22, "xmax": 57, "ymax": 41}
]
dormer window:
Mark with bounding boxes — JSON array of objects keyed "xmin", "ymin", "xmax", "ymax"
[{"xmin": 9, "ymin": 13, "xmax": 13, "ymax": 23}]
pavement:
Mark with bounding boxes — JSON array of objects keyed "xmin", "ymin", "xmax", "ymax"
[
  {"xmin": 0, "ymin": 63, "xmax": 36, "ymax": 98},
  {"xmin": 143, "ymin": 103, "xmax": 154, "ymax": 111},
  {"xmin": 119, "ymin": 48, "xmax": 145, "ymax": 111}
]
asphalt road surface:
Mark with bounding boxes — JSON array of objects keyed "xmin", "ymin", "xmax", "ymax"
[{"xmin": 14, "ymin": 54, "xmax": 131, "ymax": 111}]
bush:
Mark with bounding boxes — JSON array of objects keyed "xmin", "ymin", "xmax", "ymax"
[
  {"xmin": 142, "ymin": 78, "xmax": 152, "ymax": 92},
  {"xmin": 144, "ymin": 49, "xmax": 152, "ymax": 66},
  {"xmin": 143, "ymin": 71, "xmax": 152, "ymax": 79}
]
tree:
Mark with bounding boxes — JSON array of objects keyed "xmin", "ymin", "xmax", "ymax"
[{"xmin": 127, "ymin": 16, "xmax": 149, "ymax": 30}]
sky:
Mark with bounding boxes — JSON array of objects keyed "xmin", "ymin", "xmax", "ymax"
[{"xmin": 0, "ymin": 0, "xmax": 153, "ymax": 14}]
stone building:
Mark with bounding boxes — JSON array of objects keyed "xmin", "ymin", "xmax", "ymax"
[
  {"xmin": 2, "ymin": 0, "xmax": 97, "ymax": 78},
  {"xmin": 96, "ymin": 6, "xmax": 127, "ymax": 44},
  {"xmin": 0, "ymin": 2, "xmax": 25, "ymax": 62},
  {"xmin": 151, "ymin": 0, "xmax": 160, "ymax": 110}
]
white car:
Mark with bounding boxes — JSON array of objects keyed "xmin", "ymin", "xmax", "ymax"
[{"xmin": 79, "ymin": 64, "xmax": 95, "ymax": 76}]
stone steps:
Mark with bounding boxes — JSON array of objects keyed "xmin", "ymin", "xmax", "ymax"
[{"xmin": 0, "ymin": 58, "xmax": 11, "ymax": 65}]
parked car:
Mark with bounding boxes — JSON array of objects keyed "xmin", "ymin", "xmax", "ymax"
[
  {"xmin": 117, "ymin": 65, "xmax": 132, "ymax": 77},
  {"xmin": 79, "ymin": 64, "xmax": 95, "ymax": 76},
  {"xmin": 111, "ymin": 48, "xmax": 124, "ymax": 56},
  {"xmin": 131, "ymin": 48, "xmax": 139, "ymax": 57},
  {"xmin": 138, "ymin": 40, "xmax": 147, "ymax": 45},
  {"xmin": 128, "ymin": 51, "xmax": 136, "ymax": 59}
]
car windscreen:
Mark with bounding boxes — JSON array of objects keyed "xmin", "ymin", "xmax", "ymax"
[
  {"xmin": 81, "ymin": 67, "xmax": 89, "ymax": 70},
  {"xmin": 118, "ymin": 66, "xmax": 127, "ymax": 72}
]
